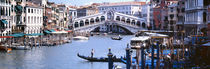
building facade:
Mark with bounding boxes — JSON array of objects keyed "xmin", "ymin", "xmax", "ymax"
[
  {"xmin": 57, "ymin": 4, "xmax": 69, "ymax": 29},
  {"xmin": 176, "ymin": 0, "xmax": 186, "ymax": 32},
  {"xmin": 141, "ymin": 4, "xmax": 151, "ymax": 29},
  {"xmin": 168, "ymin": 2, "xmax": 178, "ymax": 31},
  {"xmin": 68, "ymin": 8, "xmax": 77, "ymax": 29},
  {"xmin": 98, "ymin": 2, "xmax": 146, "ymax": 17},
  {"xmin": 0, "ymin": 0, "xmax": 12, "ymax": 41},
  {"xmin": 44, "ymin": 2, "xmax": 58, "ymax": 30},
  {"xmin": 77, "ymin": 5, "xmax": 98, "ymax": 17},
  {"xmin": 184, "ymin": 0, "xmax": 209, "ymax": 36},
  {"xmin": 25, "ymin": 3, "xmax": 43, "ymax": 35}
]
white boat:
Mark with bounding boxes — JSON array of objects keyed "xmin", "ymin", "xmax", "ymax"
[
  {"xmin": 73, "ymin": 36, "xmax": 89, "ymax": 40},
  {"xmin": 13, "ymin": 46, "xmax": 31, "ymax": 50}
]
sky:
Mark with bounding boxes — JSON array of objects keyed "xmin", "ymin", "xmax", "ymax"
[{"xmin": 48, "ymin": 0, "xmax": 149, "ymax": 6}]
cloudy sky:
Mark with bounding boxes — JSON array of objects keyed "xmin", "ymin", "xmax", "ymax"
[{"xmin": 49, "ymin": 0, "xmax": 149, "ymax": 6}]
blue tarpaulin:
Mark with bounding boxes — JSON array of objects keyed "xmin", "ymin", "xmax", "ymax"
[
  {"xmin": 1, "ymin": 19, "xmax": 8, "ymax": 24},
  {"xmin": 44, "ymin": 30, "xmax": 51, "ymax": 34},
  {"xmin": 9, "ymin": 33, "xmax": 24, "ymax": 37},
  {"xmin": 49, "ymin": 29, "xmax": 56, "ymax": 32}
]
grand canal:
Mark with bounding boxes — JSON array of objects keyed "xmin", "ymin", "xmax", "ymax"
[{"xmin": 0, "ymin": 35, "xmax": 133, "ymax": 69}]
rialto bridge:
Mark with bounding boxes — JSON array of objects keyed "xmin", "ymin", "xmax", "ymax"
[{"xmin": 73, "ymin": 10, "xmax": 148, "ymax": 34}]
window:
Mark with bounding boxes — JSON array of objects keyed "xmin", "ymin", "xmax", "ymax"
[
  {"xmin": 170, "ymin": 8, "xmax": 173, "ymax": 12},
  {"xmin": 31, "ymin": 9, "xmax": 33, "ymax": 13},
  {"xmin": 28, "ymin": 9, "xmax": 30, "ymax": 13}
]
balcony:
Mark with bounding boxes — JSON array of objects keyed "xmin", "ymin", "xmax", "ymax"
[
  {"xmin": 185, "ymin": 6, "xmax": 206, "ymax": 11},
  {"xmin": 12, "ymin": 26, "xmax": 25, "ymax": 33},
  {"xmin": 0, "ymin": 16, "xmax": 11, "ymax": 19}
]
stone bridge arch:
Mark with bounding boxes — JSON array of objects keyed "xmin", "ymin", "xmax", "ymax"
[{"xmin": 73, "ymin": 10, "xmax": 147, "ymax": 34}]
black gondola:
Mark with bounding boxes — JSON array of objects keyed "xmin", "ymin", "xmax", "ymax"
[
  {"xmin": 77, "ymin": 53, "xmax": 123, "ymax": 62},
  {"xmin": 111, "ymin": 37, "xmax": 122, "ymax": 40}
]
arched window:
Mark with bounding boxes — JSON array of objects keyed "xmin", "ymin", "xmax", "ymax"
[
  {"xmin": 121, "ymin": 17, "xmax": 125, "ymax": 22},
  {"xmin": 131, "ymin": 20, "xmax": 135, "ymax": 25},
  {"xmin": 74, "ymin": 22, "xmax": 79, "ymax": 28},
  {"xmin": 95, "ymin": 17, "xmax": 100, "ymax": 22},
  {"xmin": 101, "ymin": 16, "xmax": 105, "ymax": 21},
  {"xmin": 80, "ymin": 20, "xmax": 84, "ymax": 27},
  {"xmin": 90, "ymin": 18, "xmax": 94, "ymax": 24},
  {"xmin": 126, "ymin": 18, "xmax": 130, "ymax": 23},
  {"xmin": 116, "ymin": 16, "xmax": 120, "ymax": 21},
  {"xmin": 142, "ymin": 22, "xmax": 146, "ymax": 28},
  {"xmin": 137, "ymin": 21, "xmax": 141, "ymax": 27},
  {"xmin": 85, "ymin": 19, "xmax": 89, "ymax": 25}
]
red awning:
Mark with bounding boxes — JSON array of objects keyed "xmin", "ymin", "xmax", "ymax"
[
  {"xmin": 0, "ymin": 36, "xmax": 13, "ymax": 38},
  {"xmin": 66, "ymin": 30, "xmax": 72, "ymax": 32}
]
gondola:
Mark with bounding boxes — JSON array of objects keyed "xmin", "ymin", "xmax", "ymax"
[
  {"xmin": 77, "ymin": 53, "xmax": 123, "ymax": 62},
  {"xmin": 111, "ymin": 37, "xmax": 122, "ymax": 40}
]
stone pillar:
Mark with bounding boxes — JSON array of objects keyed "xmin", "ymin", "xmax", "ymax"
[
  {"xmin": 151, "ymin": 44, "xmax": 154, "ymax": 69},
  {"xmin": 126, "ymin": 44, "xmax": 131, "ymax": 69},
  {"xmin": 107, "ymin": 48, "xmax": 113, "ymax": 69},
  {"xmin": 141, "ymin": 47, "xmax": 145, "ymax": 69}
]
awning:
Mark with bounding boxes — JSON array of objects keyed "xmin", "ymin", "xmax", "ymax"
[
  {"xmin": 66, "ymin": 30, "xmax": 72, "ymax": 32},
  {"xmin": 9, "ymin": 33, "xmax": 24, "ymax": 37},
  {"xmin": 64, "ymin": 28, "xmax": 69, "ymax": 31},
  {"xmin": 51, "ymin": 31, "xmax": 68, "ymax": 34},
  {"xmin": 25, "ymin": 33, "xmax": 44, "ymax": 36},
  {"xmin": 0, "ymin": 36, "xmax": 13, "ymax": 38},
  {"xmin": 44, "ymin": 30, "xmax": 51, "ymax": 34},
  {"xmin": 1, "ymin": 19, "xmax": 8, "ymax": 24},
  {"xmin": 50, "ymin": 29, "xmax": 56, "ymax": 32}
]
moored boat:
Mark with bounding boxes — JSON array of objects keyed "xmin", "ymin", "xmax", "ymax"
[
  {"xmin": 11, "ymin": 46, "xmax": 31, "ymax": 50},
  {"xmin": 0, "ymin": 46, "xmax": 12, "ymax": 52},
  {"xmin": 73, "ymin": 36, "xmax": 89, "ymax": 40}
]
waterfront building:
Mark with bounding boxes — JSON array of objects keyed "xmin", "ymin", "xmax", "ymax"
[
  {"xmin": 168, "ymin": 2, "xmax": 178, "ymax": 31},
  {"xmin": 77, "ymin": 4, "xmax": 99, "ymax": 18},
  {"xmin": 25, "ymin": 2, "xmax": 43, "ymax": 36},
  {"xmin": 184, "ymin": 0, "xmax": 209, "ymax": 36},
  {"xmin": 141, "ymin": 3, "xmax": 152, "ymax": 29},
  {"xmin": 57, "ymin": 4, "xmax": 69, "ymax": 29},
  {"xmin": 98, "ymin": 1, "xmax": 146, "ymax": 17},
  {"xmin": 68, "ymin": 7, "xmax": 77, "ymax": 29},
  {"xmin": 176, "ymin": 0, "xmax": 186, "ymax": 32},
  {"xmin": 44, "ymin": 2, "xmax": 58, "ymax": 30},
  {"xmin": 0, "ymin": 0, "xmax": 12, "ymax": 42}
]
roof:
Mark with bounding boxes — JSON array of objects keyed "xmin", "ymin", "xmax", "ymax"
[
  {"xmin": 145, "ymin": 32, "xmax": 168, "ymax": 38},
  {"xmin": 100, "ymin": 1, "xmax": 146, "ymax": 7},
  {"xmin": 130, "ymin": 36, "xmax": 150, "ymax": 41},
  {"xmin": 202, "ymin": 42, "xmax": 210, "ymax": 47},
  {"xmin": 26, "ymin": 2, "xmax": 43, "ymax": 8}
]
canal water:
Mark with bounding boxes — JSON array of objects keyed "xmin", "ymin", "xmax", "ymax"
[{"xmin": 0, "ymin": 35, "xmax": 134, "ymax": 69}]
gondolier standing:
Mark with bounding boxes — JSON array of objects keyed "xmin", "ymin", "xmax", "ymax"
[{"xmin": 91, "ymin": 49, "xmax": 94, "ymax": 58}]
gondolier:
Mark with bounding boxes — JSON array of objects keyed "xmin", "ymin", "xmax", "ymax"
[{"xmin": 91, "ymin": 49, "xmax": 94, "ymax": 58}]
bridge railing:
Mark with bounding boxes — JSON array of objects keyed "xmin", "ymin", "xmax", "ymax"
[
  {"xmin": 113, "ymin": 20, "xmax": 140, "ymax": 29},
  {"xmin": 74, "ymin": 21, "xmax": 106, "ymax": 30}
]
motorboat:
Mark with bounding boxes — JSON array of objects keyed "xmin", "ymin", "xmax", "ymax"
[
  {"xmin": 11, "ymin": 46, "xmax": 31, "ymax": 50},
  {"xmin": 73, "ymin": 36, "xmax": 89, "ymax": 40}
]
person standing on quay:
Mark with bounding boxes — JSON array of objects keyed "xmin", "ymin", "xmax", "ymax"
[{"xmin": 91, "ymin": 49, "xmax": 94, "ymax": 58}]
